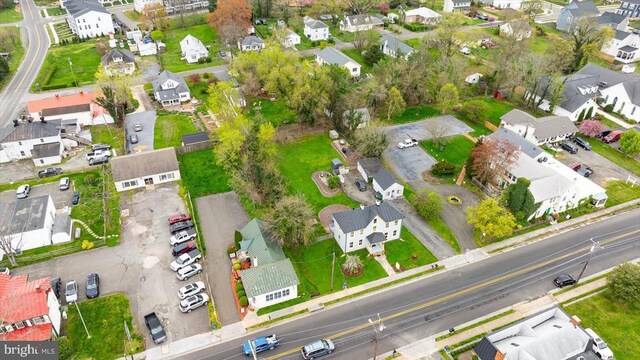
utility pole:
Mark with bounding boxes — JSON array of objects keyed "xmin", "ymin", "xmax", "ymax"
[
  {"xmin": 74, "ymin": 301, "xmax": 91, "ymax": 339},
  {"xmin": 68, "ymin": 57, "xmax": 78, "ymax": 87},
  {"xmin": 576, "ymin": 239, "xmax": 603, "ymax": 284},
  {"xmin": 368, "ymin": 313, "xmax": 385, "ymax": 360},
  {"xmin": 330, "ymin": 251, "xmax": 335, "ymax": 291}
]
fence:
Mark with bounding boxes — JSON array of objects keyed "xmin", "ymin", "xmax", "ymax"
[{"xmin": 175, "ymin": 139, "xmax": 215, "ymax": 154}]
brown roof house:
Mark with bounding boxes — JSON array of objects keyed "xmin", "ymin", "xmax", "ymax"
[{"xmin": 110, "ymin": 148, "xmax": 180, "ymax": 192}]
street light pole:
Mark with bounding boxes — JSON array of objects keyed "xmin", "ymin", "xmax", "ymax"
[
  {"xmin": 74, "ymin": 301, "xmax": 90, "ymax": 339},
  {"xmin": 368, "ymin": 313, "xmax": 385, "ymax": 360},
  {"xmin": 576, "ymin": 239, "xmax": 602, "ymax": 284},
  {"xmin": 68, "ymin": 57, "xmax": 78, "ymax": 87}
]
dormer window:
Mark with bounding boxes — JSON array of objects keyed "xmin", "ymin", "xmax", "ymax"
[{"xmin": 373, "ymin": 218, "xmax": 377, "ymax": 224}]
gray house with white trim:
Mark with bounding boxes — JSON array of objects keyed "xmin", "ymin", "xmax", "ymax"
[
  {"xmin": 380, "ymin": 34, "xmax": 414, "ymax": 59},
  {"xmin": 110, "ymin": 148, "xmax": 181, "ymax": 192},
  {"xmin": 152, "ymin": 70, "xmax": 191, "ymax": 107}
]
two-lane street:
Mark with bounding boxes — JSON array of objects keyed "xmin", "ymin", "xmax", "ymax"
[{"xmin": 176, "ymin": 209, "xmax": 640, "ymax": 360}]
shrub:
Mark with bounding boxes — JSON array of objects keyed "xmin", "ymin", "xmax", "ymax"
[
  {"xmin": 579, "ymin": 119, "xmax": 603, "ymax": 138},
  {"xmin": 459, "ymin": 100, "xmax": 490, "ymax": 124},
  {"xmin": 202, "ymin": 72, "xmax": 211, "ymax": 79},
  {"xmin": 607, "ymin": 262, "xmax": 640, "ymax": 303},
  {"xmin": 58, "ymin": 337, "xmax": 74, "ymax": 360},
  {"xmin": 205, "ymin": 57, "xmax": 212, "ymax": 63},
  {"xmin": 603, "ymin": 104, "xmax": 614, "ymax": 113},
  {"xmin": 232, "ymin": 263, "xmax": 241, "ymax": 270},
  {"xmin": 187, "ymin": 73, "xmax": 201, "ymax": 84},
  {"xmin": 342, "ymin": 254, "xmax": 363, "ymax": 275},
  {"xmin": 236, "ymin": 290, "xmax": 246, "ymax": 298},
  {"xmin": 239, "ymin": 296, "xmax": 248, "ymax": 306},
  {"xmin": 327, "ymin": 175, "xmax": 340, "ymax": 189},
  {"xmin": 226, "ymin": 245, "xmax": 236, "ymax": 256},
  {"xmin": 197, "ymin": 57, "xmax": 206, "ymax": 64},
  {"xmin": 200, "ymin": 89, "xmax": 207, "ymax": 95},
  {"xmin": 431, "ymin": 161, "xmax": 456, "ymax": 176},
  {"xmin": 235, "ymin": 283, "xmax": 244, "ymax": 291}
]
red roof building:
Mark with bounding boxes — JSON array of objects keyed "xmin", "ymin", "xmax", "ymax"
[
  {"xmin": 27, "ymin": 91, "xmax": 114, "ymax": 126},
  {"xmin": 0, "ymin": 274, "xmax": 61, "ymax": 341}
]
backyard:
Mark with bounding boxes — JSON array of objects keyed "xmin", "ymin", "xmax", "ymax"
[
  {"xmin": 69, "ymin": 169, "xmax": 121, "ymax": 238},
  {"xmin": 248, "ymin": 97, "xmax": 297, "ymax": 127},
  {"xmin": 391, "ymin": 104, "xmax": 439, "ymax": 124},
  {"xmin": 341, "ymin": 48, "xmax": 372, "ymax": 74},
  {"xmin": 564, "ymin": 291, "xmax": 639, "ymax": 360},
  {"xmin": 604, "ymin": 180, "xmax": 640, "ymax": 207},
  {"xmin": 65, "ymin": 293, "xmax": 144, "ymax": 360},
  {"xmin": 160, "ymin": 24, "xmax": 225, "ymax": 73},
  {"xmin": 33, "ymin": 42, "xmax": 102, "ymax": 91},
  {"xmin": 0, "ymin": 7, "xmax": 22, "ymax": 23},
  {"xmin": 153, "ymin": 113, "xmax": 198, "ymax": 149},
  {"xmin": 91, "ymin": 124, "xmax": 125, "ymax": 156},
  {"xmin": 420, "ymin": 135, "xmax": 475, "ymax": 168},
  {"xmin": 385, "ymin": 227, "xmax": 437, "ymax": 271},
  {"xmin": 177, "ymin": 148, "xmax": 231, "ymax": 198}
]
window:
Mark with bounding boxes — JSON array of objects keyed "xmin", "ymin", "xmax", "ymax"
[
  {"xmin": 32, "ymin": 316, "xmax": 46, "ymax": 325},
  {"xmin": 266, "ymin": 293, "xmax": 274, "ymax": 301},
  {"xmin": 274, "ymin": 291, "xmax": 282, "ymax": 299},
  {"xmin": 393, "ymin": 230, "xmax": 397, "ymax": 237},
  {"xmin": 98, "ymin": 17, "xmax": 100, "ymax": 21},
  {"xmin": 372, "ymin": 226, "xmax": 377, "ymax": 232},
  {"xmin": 384, "ymin": 232, "xmax": 388, "ymax": 238},
  {"xmin": 373, "ymin": 218, "xmax": 377, "ymax": 224},
  {"xmin": 123, "ymin": 180, "xmax": 138, "ymax": 188},
  {"xmin": 18, "ymin": 141, "xmax": 21, "ymax": 145},
  {"xmin": 394, "ymin": 220, "xmax": 399, "ymax": 225},
  {"xmin": 40, "ymin": 138, "xmax": 44, "ymax": 142},
  {"xmin": 283, "ymin": 288, "xmax": 290, "ymax": 296},
  {"xmin": 632, "ymin": 106, "xmax": 636, "ymax": 115},
  {"xmin": 97, "ymin": 23, "xmax": 99, "ymax": 28},
  {"xmin": 39, "ymin": 159, "xmax": 44, "ymax": 164},
  {"xmin": 358, "ymin": 239, "xmax": 363, "ymax": 246},
  {"xmin": 359, "ymin": 230, "xmax": 364, "ymax": 235},
  {"xmin": 349, "ymin": 242, "xmax": 354, "ymax": 248},
  {"xmin": 83, "ymin": 19, "xmax": 86, "ymax": 23},
  {"xmin": 385, "ymin": 222, "xmax": 389, "ymax": 228},
  {"xmin": 14, "ymin": 322, "xmax": 25, "ymax": 330},
  {"xmin": 350, "ymin": 232, "xmax": 354, "ymax": 237},
  {"xmin": 20, "ymin": 151, "xmax": 25, "ymax": 156}
]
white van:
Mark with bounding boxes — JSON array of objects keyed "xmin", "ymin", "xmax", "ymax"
[{"xmin": 585, "ymin": 328, "xmax": 614, "ymax": 360}]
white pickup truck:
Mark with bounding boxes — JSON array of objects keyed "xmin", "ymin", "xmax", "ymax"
[
  {"xmin": 397, "ymin": 138, "xmax": 418, "ymax": 149},
  {"xmin": 170, "ymin": 249, "xmax": 202, "ymax": 271},
  {"xmin": 86, "ymin": 149, "xmax": 111, "ymax": 160}
]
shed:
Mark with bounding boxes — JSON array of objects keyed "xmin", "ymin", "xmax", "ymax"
[
  {"xmin": 331, "ymin": 158, "xmax": 343, "ymax": 174},
  {"xmin": 182, "ymin": 132, "xmax": 210, "ymax": 146},
  {"xmin": 329, "ymin": 130, "xmax": 339, "ymax": 139},
  {"xmin": 465, "ymin": 73, "xmax": 483, "ymax": 85}
]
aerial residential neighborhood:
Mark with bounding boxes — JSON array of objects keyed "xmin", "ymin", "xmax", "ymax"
[{"xmin": 0, "ymin": 0, "xmax": 639, "ymax": 359}]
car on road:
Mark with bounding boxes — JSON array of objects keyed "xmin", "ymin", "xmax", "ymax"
[
  {"xmin": 177, "ymin": 263, "xmax": 203, "ymax": 281},
  {"xmin": 130, "ymin": 134, "xmax": 139, "ymax": 144},
  {"xmin": 144, "ymin": 312, "xmax": 167, "ymax": 344},
  {"xmin": 553, "ymin": 274, "xmax": 576, "ymax": 288},
  {"xmin": 355, "ymin": 179, "xmax": 367, "ymax": 192},
  {"xmin": 397, "ymin": 138, "xmax": 418, "ymax": 149},
  {"xmin": 170, "ymin": 220, "xmax": 194, "ymax": 235},
  {"xmin": 86, "ymin": 273, "xmax": 100, "ymax": 298},
  {"xmin": 243, "ymin": 334, "xmax": 280, "ymax": 355},
  {"xmin": 603, "ymin": 130, "xmax": 623, "ymax": 143},
  {"xmin": 72, "ymin": 191, "xmax": 80, "ymax": 205},
  {"xmin": 0, "ymin": 267, "xmax": 10, "ymax": 275},
  {"xmin": 170, "ymin": 229, "xmax": 197, "ymax": 246},
  {"xmin": 178, "ymin": 281, "xmax": 206, "ymax": 299},
  {"xmin": 560, "ymin": 142, "xmax": 578, "ymax": 154},
  {"xmin": 91, "ymin": 143, "xmax": 111, "ymax": 152},
  {"xmin": 460, "ymin": 47, "xmax": 471, "ymax": 55},
  {"xmin": 570, "ymin": 163, "xmax": 594, "ymax": 177},
  {"xmin": 179, "ymin": 293, "xmax": 209, "ymax": 313},
  {"xmin": 59, "ymin": 177, "xmax": 70, "ymax": 191},
  {"xmin": 50, "ymin": 277, "xmax": 61, "ymax": 298},
  {"xmin": 301, "ymin": 339, "xmax": 335, "ymax": 359},
  {"xmin": 170, "ymin": 249, "xmax": 202, "ymax": 271},
  {"xmin": 172, "ymin": 240, "xmax": 197, "ymax": 257},
  {"xmin": 16, "ymin": 184, "xmax": 30, "ymax": 199},
  {"xmin": 65, "ymin": 280, "xmax": 78, "ymax": 303},
  {"xmin": 133, "ymin": 123, "xmax": 142, "ymax": 132},
  {"xmin": 571, "ymin": 136, "xmax": 591, "ymax": 151},
  {"xmin": 585, "ymin": 328, "xmax": 614, "ymax": 360},
  {"xmin": 168, "ymin": 213, "xmax": 192, "ymax": 225},
  {"xmin": 89, "ymin": 155, "xmax": 109, "ymax": 166},
  {"xmin": 38, "ymin": 167, "xmax": 63, "ymax": 178}
]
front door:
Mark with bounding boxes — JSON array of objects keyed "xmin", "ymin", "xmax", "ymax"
[{"xmin": 144, "ymin": 178, "xmax": 154, "ymax": 185}]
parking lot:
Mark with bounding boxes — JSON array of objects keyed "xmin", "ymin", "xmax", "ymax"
[
  {"xmin": 552, "ymin": 142, "xmax": 633, "ymax": 187},
  {"xmin": 125, "ymin": 110, "xmax": 156, "ymax": 154},
  {"xmin": 15, "ymin": 183, "xmax": 210, "ymax": 348},
  {"xmin": 0, "ymin": 181, "xmax": 74, "ymax": 209}
]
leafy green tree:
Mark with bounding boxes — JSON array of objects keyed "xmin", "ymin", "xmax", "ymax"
[
  {"xmin": 620, "ymin": 130, "xmax": 640, "ymax": 157},
  {"xmin": 607, "ymin": 262, "xmax": 640, "ymax": 304},
  {"xmin": 436, "ymin": 83, "xmax": 459, "ymax": 114},
  {"xmin": 0, "ymin": 56, "xmax": 8, "ymax": 83},
  {"xmin": 288, "ymin": 65, "xmax": 329, "ymax": 125},
  {"xmin": 427, "ymin": 13, "xmax": 469, "ymax": 67},
  {"xmin": 208, "ymin": 0, "xmax": 217, "ymax": 12},
  {"xmin": 385, "ymin": 86, "xmax": 406, "ymax": 121},
  {"xmin": 352, "ymin": 126, "xmax": 388, "ymax": 158},
  {"xmin": 413, "ymin": 190, "xmax": 444, "ymax": 221},
  {"xmin": 215, "ymin": 114, "xmax": 250, "ymax": 170},
  {"xmin": 325, "ymin": 65, "xmax": 353, "ymax": 130},
  {"xmin": 505, "ymin": 178, "xmax": 536, "ymax": 220},
  {"xmin": 459, "ymin": 100, "xmax": 489, "ymax": 124},
  {"xmin": 150, "ymin": 30, "xmax": 164, "ymax": 41},
  {"xmin": 264, "ymin": 195, "xmax": 315, "ymax": 248},
  {"xmin": 569, "ymin": 18, "xmax": 613, "ymax": 72},
  {"xmin": 364, "ymin": 44, "xmax": 384, "ymax": 65},
  {"xmin": 467, "ymin": 198, "xmax": 516, "ymax": 239},
  {"xmin": 208, "ymin": 81, "xmax": 242, "ymax": 122}
]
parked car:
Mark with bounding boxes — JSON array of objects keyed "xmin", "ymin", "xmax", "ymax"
[
  {"xmin": 177, "ymin": 281, "xmax": 205, "ymax": 299},
  {"xmin": 16, "ymin": 184, "xmax": 30, "ymax": 199},
  {"xmin": 50, "ymin": 277, "xmax": 61, "ymax": 298},
  {"xmin": 170, "ymin": 229, "xmax": 197, "ymax": 246},
  {"xmin": 243, "ymin": 334, "xmax": 280, "ymax": 355},
  {"xmin": 176, "ymin": 263, "xmax": 203, "ymax": 281},
  {"xmin": 597, "ymin": 130, "xmax": 612, "ymax": 139},
  {"xmin": 170, "ymin": 220, "xmax": 194, "ymax": 235},
  {"xmin": 572, "ymin": 136, "xmax": 591, "ymax": 150},
  {"xmin": 89, "ymin": 155, "xmax": 109, "ymax": 166},
  {"xmin": 475, "ymin": 13, "xmax": 489, "ymax": 20},
  {"xmin": 560, "ymin": 142, "xmax": 578, "ymax": 154},
  {"xmin": 355, "ymin": 179, "xmax": 367, "ymax": 192},
  {"xmin": 144, "ymin": 312, "xmax": 167, "ymax": 344},
  {"xmin": 397, "ymin": 138, "xmax": 418, "ymax": 149},
  {"xmin": 38, "ymin": 167, "xmax": 63, "ymax": 178},
  {"xmin": 219, "ymin": 50, "xmax": 227, "ymax": 57},
  {"xmin": 59, "ymin": 177, "xmax": 70, "ymax": 191},
  {"xmin": 585, "ymin": 328, "xmax": 614, "ymax": 360},
  {"xmin": 179, "ymin": 293, "xmax": 209, "ymax": 313},
  {"xmin": 168, "ymin": 213, "xmax": 192, "ymax": 225},
  {"xmin": 130, "ymin": 134, "xmax": 139, "ymax": 144},
  {"xmin": 570, "ymin": 163, "xmax": 594, "ymax": 177},
  {"xmin": 0, "ymin": 267, "xmax": 10, "ymax": 275},
  {"xmin": 72, "ymin": 191, "xmax": 80, "ymax": 205},
  {"xmin": 301, "ymin": 339, "xmax": 335, "ymax": 359},
  {"xmin": 172, "ymin": 240, "xmax": 197, "ymax": 257},
  {"xmin": 86, "ymin": 149, "xmax": 111, "ymax": 160},
  {"xmin": 170, "ymin": 249, "xmax": 202, "ymax": 271},
  {"xmin": 65, "ymin": 280, "xmax": 78, "ymax": 303},
  {"xmin": 553, "ymin": 274, "xmax": 576, "ymax": 288},
  {"xmin": 133, "ymin": 123, "xmax": 143, "ymax": 132},
  {"xmin": 603, "ymin": 130, "xmax": 623, "ymax": 143},
  {"xmin": 91, "ymin": 143, "xmax": 111, "ymax": 151},
  {"xmin": 86, "ymin": 273, "xmax": 100, "ymax": 298},
  {"xmin": 460, "ymin": 47, "xmax": 471, "ymax": 55}
]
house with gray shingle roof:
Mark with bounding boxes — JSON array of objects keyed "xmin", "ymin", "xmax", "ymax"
[
  {"xmin": 101, "ymin": 49, "xmax": 136, "ymax": 76},
  {"xmin": 598, "ymin": 11, "xmax": 628, "ymax": 31},
  {"xmin": 152, "ymin": 70, "xmax": 191, "ymax": 107},
  {"xmin": 380, "ymin": 34, "xmax": 414, "ymax": 59},
  {"xmin": 63, "ymin": 0, "xmax": 114, "ymax": 39},
  {"xmin": 339, "ymin": 14, "xmax": 383, "ymax": 33},
  {"xmin": 499, "ymin": 109, "xmax": 579, "ymax": 146},
  {"xmin": 331, "ymin": 201, "xmax": 404, "ymax": 254},
  {"xmin": 315, "ymin": 47, "xmax": 362, "ymax": 77},
  {"xmin": 556, "ymin": 1, "xmax": 599, "ymax": 32},
  {"xmin": 601, "ymin": 28, "xmax": 640, "ymax": 64},
  {"xmin": 238, "ymin": 35, "xmax": 265, "ymax": 52},
  {"xmin": 110, "ymin": 148, "xmax": 181, "ymax": 192},
  {"xmin": 0, "ymin": 119, "xmax": 66, "ymax": 166},
  {"xmin": 372, "ymin": 169, "xmax": 404, "ymax": 200},
  {"xmin": 303, "ymin": 16, "xmax": 330, "ymax": 41},
  {"xmin": 237, "ymin": 219, "xmax": 300, "ymax": 309}
]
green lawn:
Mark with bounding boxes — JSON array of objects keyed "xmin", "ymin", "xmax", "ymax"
[
  {"xmin": 420, "ymin": 135, "xmax": 475, "ymax": 166},
  {"xmin": 564, "ymin": 291, "xmax": 639, "ymax": 360},
  {"xmin": 604, "ymin": 180, "xmax": 640, "ymax": 207},
  {"xmin": 0, "ymin": 7, "xmax": 22, "ymax": 23},
  {"xmin": 277, "ymin": 134, "xmax": 358, "ymax": 212},
  {"xmin": 341, "ymin": 48, "xmax": 372, "ymax": 74},
  {"xmin": 248, "ymin": 97, "xmax": 296, "ymax": 127},
  {"xmin": 34, "ymin": 42, "xmax": 102, "ymax": 91},
  {"xmin": 0, "ymin": 27, "xmax": 24, "ymax": 91},
  {"xmin": 385, "ymin": 227, "xmax": 437, "ymax": 271},
  {"xmin": 66, "ymin": 293, "xmax": 144, "ymax": 360},
  {"xmin": 70, "ymin": 169, "xmax": 121, "ymax": 239},
  {"xmin": 91, "ymin": 124, "xmax": 125, "ymax": 156},
  {"xmin": 404, "ymin": 38, "xmax": 422, "ymax": 48},
  {"xmin": 476, "ymin": 98, "xmax": 514, "ymax": 126},
  {"xmin": 123, "ymin": 9, "xmax": 140, "ymax": 22},
  {"xmin": 390, "ymin": 104, "xmax": 440, "ymax": 124},
  {"xmin": 44, "ymin": 6, "xmax": 65, "ymax": 16},
  {"xmin": 153, "ymin": 113, "xmax": 198, "ymax": 149},
  {"xmin": 186, "ymin": 76, "xmax": 212, "ymax": 102},
  {"xmin": 160, "ymin": 24, "xmax": 224, "ymax": 73},
  {"xmin": 580, "ymin": 136, "xmax": 640, "ymax": 177},
  {"xmin": 177, "ymin": 148, "xmax": 231, "ymax": 198},
  {"xmin": 328, "ymin": 25, "xmax": 356, "ymax": 42}
]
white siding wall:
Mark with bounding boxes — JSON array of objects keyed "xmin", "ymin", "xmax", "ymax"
[
  {"xmin": 332, "ymin": 216, "xmax": 402, "ymax": 253},
  {"xmin": 304, "ymin": 25, "xmax": 329, "ymax": 41},
  {"xmin": 71, "ymin": 11, "xmax": 114, "ymax": 39},
  {"xmin": 47, "ymin": 290, "xmax": 62, "ymax": 336},
  {"xmin": 0, "ymin": 135, "xmax": 61, "ymax": 163},
  {"xmin": 601, "ymin": 84, "xmax": 640, "ymax": 122},
  {"xmin": 33, "ymin": 154, "xmax": 62, "ymax": 167},
  {"xmin": 373, "ymin": 182, "xmax": 404, "ymax": 200},
  {"xmin": 251, "ymin": 285, "xmax": 297, "ymax": 308},
  {"xmin": 115, "ymin": 170, "xmax": 181, "ymax": 192}
]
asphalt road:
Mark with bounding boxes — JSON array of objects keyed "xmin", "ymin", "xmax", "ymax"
[
  {"xmin": 178, "ymin": 208, "xmax": 640, "ymax": 360},
  {"xmin": 0, "ymin": 0, "xmax": 50, "ymax": 127}
]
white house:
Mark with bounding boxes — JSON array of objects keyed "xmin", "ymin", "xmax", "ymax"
[
  {"xmin": 372, "ymin": 169, "xmax": 404, "ymax": 200},
  {"xmin": 303, "ymin": 17, "xmax": 330, "ymax": 41},
  {"xmin": 315, "ymin": 47, "xmax": 362, "ymax": 77},
  {"xmin": 380, "ymin": 34, "xmax": 414, "ymax": 59},
  {"xmin": 357, "ymin": 158, "xmax": 383, "ymax": 181},
  {"xmin": 500, "ymin": 110, "xmax": 579, "ymax": 146},
  {"xmin": 0, "ymin": 195, "xmax": 57, "ymax": 256},
  {"xmin": 598, "ymin": 11, "xmax": 628, "ymax": 31},
  {"xmin": 133, "ymin": 0, "xmax": 161, "ymax": 12},
  {"xmin": 489, "ymin": 129, "xmax": 607, "ymax": 220},
  {"xmin": 0, "ymin": 274, "xmax": 62, "ymax": 342},
  {"xmin": 601, "ymin": 30, "xmax": 640, "ymax": 63},
  {"xmin": 281, "ymin": 29, "xmax": 301, "ymax": 48},
  {"xmin": 238, "ymin": 35, "xmax": 265, "ymax": 51},
  {"xmin": 101, "ymin": 49, "xmax": 136, "ymax": 76},
  {"xmin": 340, "ymin": 14, "xmax": 383, "ymax": 33},
  {"xmin": 480, "ymin": 0, "xmax": 523, "ymax": 9},
  {"xmin": 0, "ymin": 120, "xmax": 68, "ymax": 165},
  {"xmin": 110, "ymin": 148, "xmax": 181, "ymax": 192},
  {"xmin": 152, "ymin": 70, "xmax": 191, "ymax": 107},
  {"xmin": 402, "ymin": 7, "xmax": 442, "ymax": 25},
  {"xmin": 500, "ymin": 19, "xmax": 532, "ymax": 41},
  {"xmin": 331, "ymin": 201, "xmax": 404, "ymax": 254},
  {"xmin": 28, "ymin": 91, "xmax": 113, "ymax": 126},
  {"xmin": 64, "ymin": 0, "xmax": 114, "ymax": 39},
  {"xmin": 180, "ymin": 34, "xmax": 209, "ymax": 63},
  {"xmin": 238, "ymin": 219, "xmax": 299, "ymax": 309},
  {"xmin": 443, "ymin": 0, "xmax": 472, "ymax": 12}
]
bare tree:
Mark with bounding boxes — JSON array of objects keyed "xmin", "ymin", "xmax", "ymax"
[
  {"xmin": 470, "ymin": 138, "xmax": 519, "ymax": 185},
  {"xmin": 425, "ymin": 120, "xmax": 451, "ymax": 150}
]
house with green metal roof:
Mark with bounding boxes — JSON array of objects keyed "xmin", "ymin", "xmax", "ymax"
[{"xmin": 238, "ymin": 219, "xmax": 300, "ymax": 309}]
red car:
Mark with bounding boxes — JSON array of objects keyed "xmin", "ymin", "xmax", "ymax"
[{"xmin": 168, "ymin": 213, "xmax": 191, "ymax": 225}]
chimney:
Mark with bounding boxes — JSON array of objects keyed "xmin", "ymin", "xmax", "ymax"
[
  {"xmin": 13, "ymin": 119, "xmax": 19, "ymax": 127},
  {"xmin": 359, "ymin": 204, "xmax": 365, "ymax": 210},
  {"xmin": 36, "ymin": 285, "xmax": 42, "ymax": 293},
  {"xmin": 252, "ymin": 256, "xmax": 258, "ymax": 268},
  {"xmin": 80, "ymin": 90, "xmax": 84, "ymax": 95},
  {"xmin": 570, "ymin": 315, "xmax": 581, "ymax": 327},
  {"xmin": 375, "ymin": 199, "xmax": 381, "ymax": 206},
  {"xmin": 55, "ymin": 94, "xmax": 59, "ymax": 98}
]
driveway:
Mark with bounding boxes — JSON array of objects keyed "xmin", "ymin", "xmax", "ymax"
[
  {"xmin": 551, "ymin": 144, "xmax": 633, "ymax": 187},
  {"xmin": 0, "ymin": 181, "xmax": 74, "ymax": 209},
  {"xmin": 125, "ymin": 110, "xmax": 156, "ymax": 153},
  {"xmin": 14, "ymin": 184, "xmax": 210, "ymax": 348},
  {"xmin": 195, "ymin": 192, "xmax": 249, "ymax": 326}
]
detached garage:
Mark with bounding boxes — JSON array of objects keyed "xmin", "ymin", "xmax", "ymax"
[{"xmin": 111, "ymin": 148, "xmax": 181, "ymax": 192}]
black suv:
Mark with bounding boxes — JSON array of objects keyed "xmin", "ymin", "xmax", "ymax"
[
  {"xmin": 86, "ymin": 273, "xmax": 100, "ymax": 298},
  {"xmin": 170, "ymin": 220, "xmax": 194, "ymax": 235},
  {"xmin": 560, "ymin": 142, "xmax": 578, "ymax": 154},
  {"xmin": 553, "ymin": 274, "xmax": 577, "ymax": 288},
  {"xmin": 572, "ymin": 137, "xmax": 591, "ymax": 151},
  {"xmin": 355, "ymin": 180, "xmax": 367, "ymax": 192}
]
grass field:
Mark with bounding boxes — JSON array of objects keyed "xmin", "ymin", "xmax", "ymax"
[
  {"xmin": 420, "ymin": 135, "xmax": 475, "ymax": 167},
  {"xmin": 341, "ymin": 48, "xmax": 372, "ymax": 74},
  {"xmin": 0, "ymin": 7, "xmax": 22, "ymax": 23},
  {"xmin": 604, "ymin": 180, "xmax": 640, "ymax": 207},
  {"xmin": 390, "ymin": 104, "xmax": 440, "ymax": 124},
  {"xmin": 385, "ymin": 227, "xmax": 437, "ymax": 270},
  {"xmin": 153, "ymin": 113, "xmax": 198, "ymax": 149},
  {"xmin": 69, "ymin": 169, "xmax": 121, "ymax": 238},
  {"xmin": 34, "ymin": 42, "xmax": 102, "ymax": 90},
  {"xmin": 123, "ymin": 9, "xmax": 140, "ymax": 22},
  {"xmin": 66, "ymin": 293, "xmax": 144, "ymax": 360},
  {"xmin": 564, "ymin": 291, "xmax": 639, "ymax": 360},
  {"xmin": 91, "ymin": 124, "xmax": 125, "ymax": 156},
  {"xmin": 177, "ymin": 148, "xmax": 231, "ymax": 198},
  {"xmin": 277, "ymin": 134, "xmax": 358, "ymax": 212},
  {"xmin": 160, "ymin": 24, "xmax": 225, "ymax": 73},
  {"xmin": 248, "ymin": 98, "xmax": 297, "ymax": 127},
  {"xmin": 0, "ymin": 27, "xmax": 25, "ymax": 91}
]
